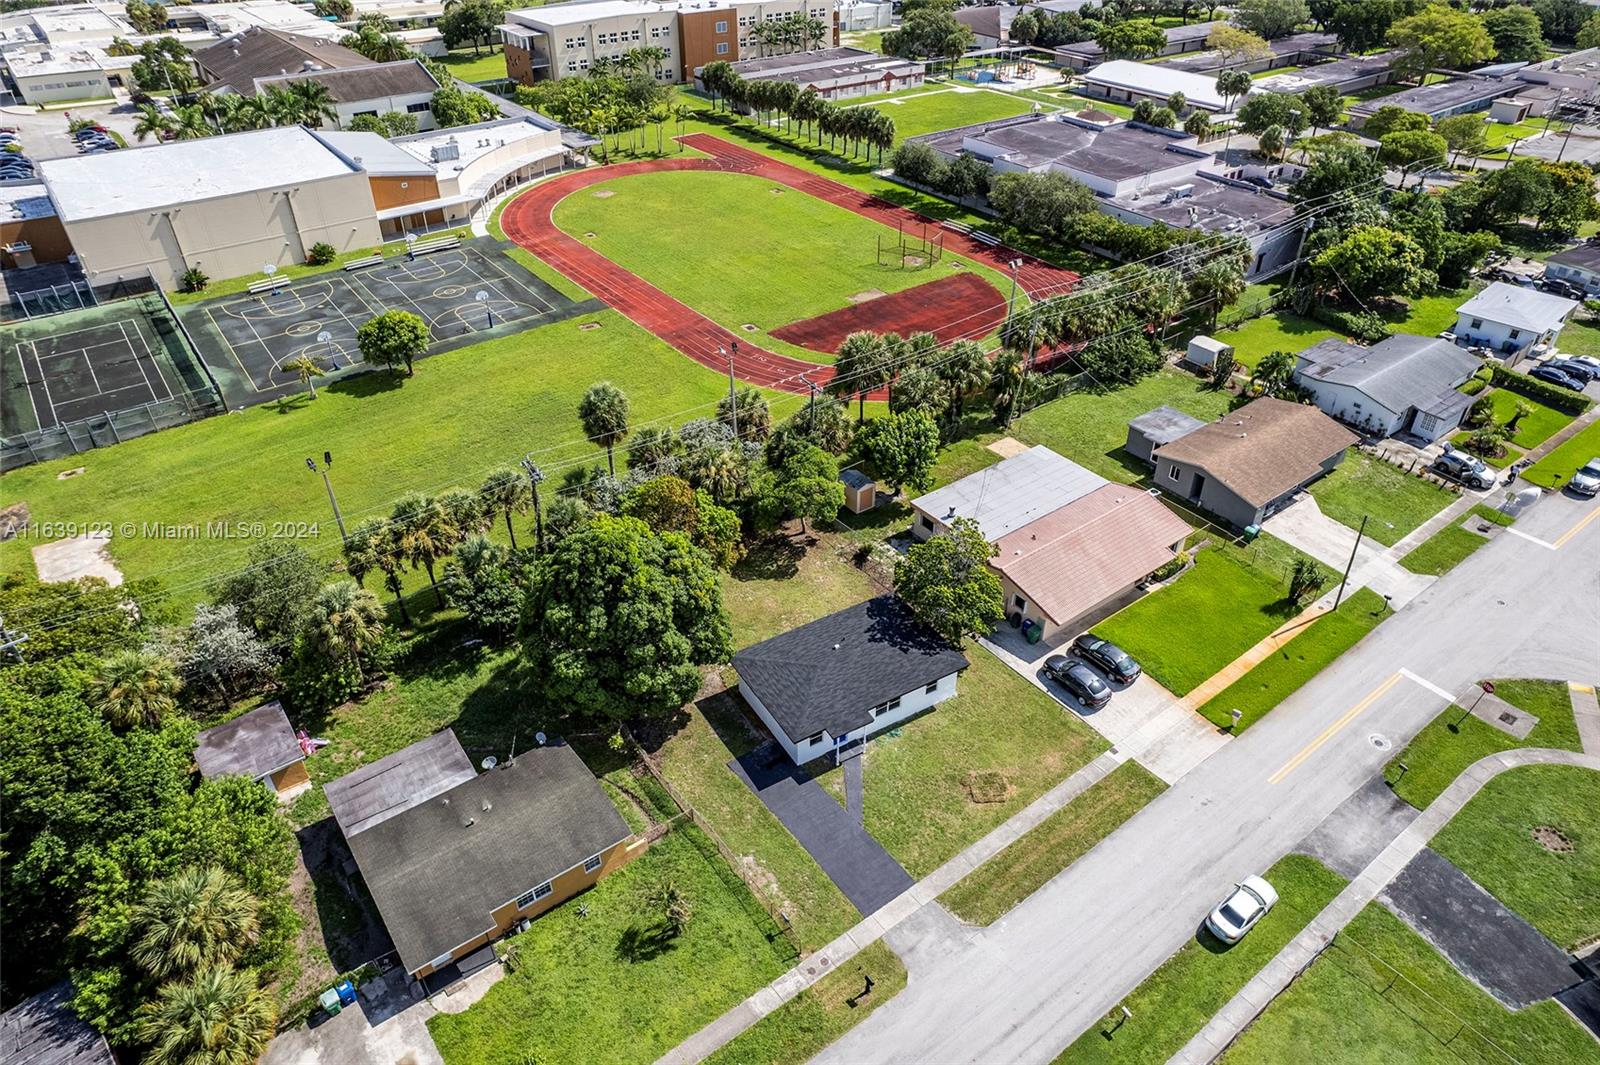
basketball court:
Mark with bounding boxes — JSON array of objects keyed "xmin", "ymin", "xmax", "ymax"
[{"xmin": 182, "ymin": 240, "xmax": 600, "ymax": 406}]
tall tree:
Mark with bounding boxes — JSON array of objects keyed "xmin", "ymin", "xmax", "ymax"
[
  {"xmin": 1482, "ymin": 5, "xmax": 1547, "ymax": 63},
  {"xmin": 479, "ymin": 466, "xmax": 531, "ymax": 550},
  {"xmin": 91, "ymin": 649, "xmax": 182, "ymax": 730},
  {"xmin": 131, "ymin": 867, "xmax": 259, "ymax": 980},
  {"xmin": 829, "ymin": 331, "xmax": 885, "ymax": 422},
  {"xmin": 356, "ymin": 310, "xmax": 429, "ymax": 376},
  {"xmin": 857, "ymin": 410, "xmax": 941, "ymax": 495},
  {"xmin": 894, "ymin": 517, "xmax": 1004, "ymax": 645},
  {"xmin": 1387, "ymin": 4, "xmax": 1495, "ymax": 84},
  {"xmin": 1215, "ymin": 67, "xmax": 1253, "ymax": 112},
  {"xmin": 1097, "ymin": 19, "xmax": 1166, "ymax": 59},
  {"xmin": 390, "ymin": 493, "xmax": 457, "ymax": 606},
  {"xmin": 308, "ymin": 580, "xmax": 385, "ymax": 681},
  {"xmin": 1233, "ymin": 0, "xmax": 1312, "ymax": 40},
  {"xmin": 578, "ymin": 381, "xmax": 631, "ymax": 476},
  {"xmin": 137, "ymin": 965, "xmax": 275, "ymax": 1065}
]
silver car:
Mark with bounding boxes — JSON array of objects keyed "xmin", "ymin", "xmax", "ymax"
[
  {"xmin": 1206, "ymin": 876, "xmax": 1279, "ymax": 944},
  {"xmin": 1570, "ymin": 458, "xmax": 1600, "ymax": 497}
]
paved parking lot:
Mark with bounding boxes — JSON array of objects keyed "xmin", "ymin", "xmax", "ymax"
[{"xmin": 0, "ymin": 98, "xmax": 140, "ymax": 161}]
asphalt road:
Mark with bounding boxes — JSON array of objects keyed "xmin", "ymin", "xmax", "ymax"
[{"xmin": 817, "ymin": 488, "xmax": 1600, "ymax": 1065}]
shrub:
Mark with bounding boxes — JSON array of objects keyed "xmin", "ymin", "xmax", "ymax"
[
  {"xmin": 1489, "ymin": 363, "xmax": 1593, "ymax": 414},
  {"xmin": 180, "ymin": 266, "xmax": 209, "ymax": 293},
  {"xmin": 306, "ymin": 241, "xmax": 337, "ymax": 266},
  {"xmin": 1310, "ymin": 304, "xmax": 1391, "ymax": 343}
]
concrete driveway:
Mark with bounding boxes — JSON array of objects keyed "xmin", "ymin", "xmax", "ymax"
[{"xmin": 1262, "ymin": 492, "xmax": 1435, "ymax": 605}]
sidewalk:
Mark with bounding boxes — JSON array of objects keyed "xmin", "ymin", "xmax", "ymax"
[
  {"xmin": 1570, "ymin": 682, "xmax": 1600, "ymax": 756},
  {"xmin": 1181, "ymin": 603, "xmax": 1326, "ymax": 709},
  {"xmin": 1170, "ymin": 747, "xmax": 1600, "ymax": 1064}
]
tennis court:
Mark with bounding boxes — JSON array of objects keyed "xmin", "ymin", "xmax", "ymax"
[{"xmin": 182, "ymin": 239, "xmax": 599, "ymax": 406}]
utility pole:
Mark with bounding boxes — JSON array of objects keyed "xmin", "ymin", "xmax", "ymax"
[
  {"xmin": 800, "ymin": 373, "xmax": 818, "ymax": 421},
  {"xmin": 1005, "ymin": 257, "xmax": 1022, "ymax": 315},
  {"xmin": 1286, "ymin": 216, "xmax": 1316, "ymax": 291},
  {"xmin": 1333, "ymin": 514, "xmax": 1367, "ymax": 610},
  {"xmin": 0, "ymin": 614, "xmax": 28, "ymax": 663},
  {"xmin": 306, "ymin": 452, "xmax": 347, "ymax": 541},
  {"xmin": 521, "ymin": 454, "xmax": 546, "ymax": 555},
  {"xmin": 721, "ymin": 345, "xmax": 738, "ymax": 442}
]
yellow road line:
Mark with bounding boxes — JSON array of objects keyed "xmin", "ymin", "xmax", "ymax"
[
  {"xmin": 1553, "ymin": 504, "xmax": 1600, "ymax": 550},
  {"xmin": 1269, "ymin": 673, "xmax": 1403, "ymax": 785}
]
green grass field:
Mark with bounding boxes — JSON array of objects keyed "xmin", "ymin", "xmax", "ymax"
[
  {"xmin": 1220, "ymin": 904, "xmax": 1597, "ymax": 1065},
  {"xmin": 1524, "ymin": 418, "xmax": 1600, "ymax": 489},
  {"xmin": 861, "ymin": 86, "xmax": 1041, "ymax": 140},
  {"xmin": 1055, "ymin": 854, "xmax": 1347, "ymax": 1065},
  {"xmin": 1307, "ymin": 451, "xmax": 1455, "ymax": 547},
  {"xmin": 1219, "ymin": 286, "xmax": 1477, "ymax": 370},
  {"xmin": 1194, "ymin": 588, "xmax": 1391, "ymax": 730},
  {"xmin": 1397, "ymin": 522, "xmax": 1489, "ymax": 575},
  {"xmin": 941, "ymin": 762, "xmax": 1166, "ymax": 925},
  {"xmin": 1559, "ymin": 318, "xmax": 1600, "ymax": 357},
  {"xmin": 721, "ymin": 530, "xmax": 881, "ymax": 649},
  {"xmin": 1432, "ymin": 764, "xmax": 1599, "ymax": 950},
  {"xmin": 437, "ymin": 47, "xmax": 508, "ymax": 83},
  {"xmin": 1479, "ymin": 387, "xmax": 1575, "ymax": 449},
  {"xmin": 427, "ymin": 824, "xmax": 791, "ymax": 1065},
  {"xmin": 1387, "ymin": 680, "xmax": 1583, "ymax": 809},
  {"xmin": 551, "ymin": 169, "xmax": 1013, "ymax": 364}
]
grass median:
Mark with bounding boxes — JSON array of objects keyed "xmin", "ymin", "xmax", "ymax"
[{"xmin": 1397, "ymin": 522, "xmax": 1489, "ymax": 576}]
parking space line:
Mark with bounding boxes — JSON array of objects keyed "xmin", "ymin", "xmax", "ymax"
[{"xmin": 1269, "ymin": 673, "xmax": 1403, "ymax": 785}]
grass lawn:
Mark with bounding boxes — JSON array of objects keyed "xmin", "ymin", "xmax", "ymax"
[
  {"xmin": 1397, "ymin": 522, "xmax": 1489, "ymax": 575},
  {"xmin": 1386, "ymin": 679, "xmax": 1583, "ymax": 809},
  {"xmin": 1092, "ymin": 539, "xmax": 1319, "ymax": 698},
  {"xmin": 1306, "ymin": 451, "xmax": 1454, "ymax": 547},
  {"xmin": 703, "ymin": 941, "xmax": 906, "ymax": 1065},
  {"xmin": 1054, "ymin": 854, "xmax": 1346, "ymax": 1065},
  {"xmin": 1055, "ymin": 90, "xmax": 1136, "ymax": 119},
  {"xmin": 437, "ymin": 46, "xmax": 508, "ymax": 83},
  {"xmin": 721, "ymin": 530, "xmax": 881, "ymax": 649},
  {"xmin": 1013, "ymin": 369, "xmax": 1234, "ymax": 483},
  {"xmin": 862, "ymin": 86, "xmax": 1041, "ymax": 141},
  {"xmin": 1479, "ymin": 387, "xmax": 1575, "ymax": 449},
  {"xmin": 1431, "ymin": 764, "xmax": 1599, "ymax": 951},
  {"xmin": 1448, "ymin": 430, "xmax": 1524, "ymax": 468},
  {"xmin": 1194, "ymin": 588, "xmax": 1391, "ymax": 731},
  {"xmin": 1220, "ymin": 904, "xmax": 1597, "ymax": 1065},
  {"xmin": 1524, "ymin": 417, "xmax": 1600, "ymax": 489},
  {"xmin": 427, "ymin": 824, "xmax": 792, "ymax": 1065},
  {"xmin": 840, "ymin": 30, "xmax": 884, "ymax": 54},
  {"xmin": 810, "ymin": 644, "xmax": 1108, "ymax": 878},
  {"xmin": 1559, "ymin": 318, "xmax": 1600, "ymax": 358},
  {"xmin": 551, "ymin": 169, "xmax": 1013, "ymax": 364},
  {"xmin": 1217, "ymin": 309, "xmax": 1335, "ymax": 370},
  {"xmin": 941, "ymin": 762, "xmax": 1166, "ymax": 925},
  {"xmin": 1, "ymin": 310, "xmax": 746, "ymax": 598}
]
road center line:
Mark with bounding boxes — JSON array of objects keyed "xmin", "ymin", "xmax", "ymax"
[
  {"xmin": 1553, "ymin": 504, "xmax": 1600, "ymax": 549},
  {"xmin": 1505, "ymin": 526, "xmax": 1556, "ymax": 549},
  {"xmin": 1399, "ymin": 668, "xmax": 1455, "ymax": 702},
  {"xmin": 1268, "ymin": 673, "xmax": 1403, "ymax": 785}
]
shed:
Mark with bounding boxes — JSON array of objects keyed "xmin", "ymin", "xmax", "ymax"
[
  {"xmin": 194, "ymin": 702, "xmax": 310, "ymax": 799},
  {"xmin": 1490, "ymin": 97, "xmax": 1533, "ymax": 124},
  {"xmin": 1185, "ymin": 335, "xmax": 1233, "ymax": 369},
  {"xmin": 1125, "ymin": 406, "xmax": 1205, "ymax": 465},
  {"xmin": 0, "ymin": 982, "xmax": 114, "ymax": 1065},
  {"xmin": 840, "ymin": 468, "xmax": 877, "ymax": 514}
]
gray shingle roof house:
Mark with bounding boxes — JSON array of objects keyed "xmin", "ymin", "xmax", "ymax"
[
  {"xmin": 733, "ymin": 596, "xmax": 968, "ymax": 764},
  {"xmin": 1544, "ymin": 243, "xmax": 1600, "ymax": 295},
  {"xmin": 1126, "ymin": 406, "xmax": 1207, "ymax": 464},
  {"xmin": 329, "ymin": 734, "xmax": 633, "ymax": 977},
  {"xmin": 325, "ymin": 728, "xmax": 477, "ymax": 838},
  {"xmin": 0, "ymin": 983, "xmax": 114, "ymax": 1065},
  {"xmin": 1294, "ymin": 334, "xmax": 1480, "ymax": 443},
  {"xmin": 194, "ymin": 701, "xmax": 309, "ymax": 797}
]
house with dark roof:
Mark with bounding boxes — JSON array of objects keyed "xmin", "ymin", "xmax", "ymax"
[
  {"xmin": 326, "ymin": 731, "xmax": 635, "ymax": 978},
  {"xmin": 196, "ymin": 25, "xmax": 371, "ymax": 95},
  {"xmin": 1151, "ymin": 397, "xmax": 1358, "ymax": 530},
  {"xmin": 0, "ymin": 983, "xmax": 114, "ymax": 1065},
  {"xmin": 253, "ymin": 59, "xmax": 441, "ymax": 131},
  {"xmin": 1293, "ymin": 334, "xmax": 1480, "ymax": 442},
  {"xmin": 732, "ymin": 596, "xmax": 969, "ymax": 765},
  {"xmin": 194, "ymin": 701, "xmax": 310, "ymax": 799},
  {"xmin": 1543, "ymin": 243, "xmax": 1600, "ymax": 296}
]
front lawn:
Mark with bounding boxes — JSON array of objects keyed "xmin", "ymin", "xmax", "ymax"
[
  {"xmin": 1306, "ymin": 451, "xmax": 1455, "ymax": 547},
  {"xmin": 941, "ymin": 761, "xmax": 1166, "ymax": 925},
  {"xmin": 1092, "ymin": 540, "xmax": 1313, "ymax": 697},
  {"xmin": 427, "ymin": 825, "xmax": 792, "ymax": 1065},
  {"xmin": 1479, "ymin": 387, "xmax": 1575, "ymax": 449},
  {"xmin": 1220, "ymin": 904, "xmax": 1596, "ymax": 1065},
  {"xmin": 1524, "ymin": 418, "xmax": 1600, "ymax": 489},
  {"xmin": 1397, "ymin": 522, "xmax": 1489, "ymax": 575},
  {"xmin": 1055, "ymin": 854, "xmax": 1346, "ymax": 1065},
  {"xmin": 1193, "ymin": 588, "xmax": 1391, "ymax": 730},
  {"xmin": 811, "ymin": 644, "xmax": 1108, "ymax": 878},
  {"xmin": 703, "ymin": 941, "xmax": 906, "ymax": 1065},
  {"xmin": 1431, "ymin": 764, "xmax": 1599, "ymax": 951},
  {"xmin": 1386, "ymin": 679, "xmax": 1583, "ymax": 809},
  {"xmin": 1013, "ymin": 369, "xmax": 1234, "ymax": 484}
]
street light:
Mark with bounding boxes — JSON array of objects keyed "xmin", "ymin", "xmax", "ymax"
[
  {"xmin": 475, "ymin": 289, "xmax": 492, "ymax": 328},
  {"xmin": 720, "ymin": 345, "xmax": 738, "ymax": 441},
  {"xmin": 306, "ymin": 451, "xmax": 347, "ymax": 541}
]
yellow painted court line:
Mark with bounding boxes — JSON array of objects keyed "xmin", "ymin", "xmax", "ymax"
[
  {"xmin": 1553, "ymin": 504, "xmax": 1600, "ymax": 550},
  {"xmin": 1269, "ymin": 673, "xmax": 1403, "ymax": 785}
]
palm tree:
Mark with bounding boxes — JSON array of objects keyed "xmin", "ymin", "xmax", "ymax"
[
  {"xmin": 938, "ymin": 340, "xmax": 992, "ymax": 427},
  {"xmin": 280, "ymin": 355, "xmax": 325, "ymax": 398},
  {"xmin": 479, "ymin": 466, "xmax": 530, "ymax": 550},
  {"xmin": 311, "ymin": 580, "xmax": 385, "ymax": 680},
  {"xmin": 286, "ymin": 79, "xmax": 338, "ymax": 128},
  {"xmin": 261, "ymin": 85, "xmax": 302, "ymax": 126},
  {"xmin": 223, "ymin": 94, "xmax": 276, "ymax": 131},
  {"xmin": 830, "ymin": 331, "xmax": 884, "ymax": 422},
  {"xmin": 341, "ymin": 516, "xmax": 386, "ymax": 588},
  {"xmin": 436, "ymin": 486, "xmax": 486, "ymax": 540},
  {"xmin": 390, "ymin": 493, "xmax": 458, "ymax": 606},
  {"xmin": 92, "ymin": 649, "xmax": 182, "ymax": 729},
  {"xmin": 132, "ymin": 103, "xmax": 172, "ymax": 142},
  {"xmin": 131, "ymin": 867, "xmax": 259, "ymax": 980},
  {"xmin": 137, "ymin": 965, "xmax": 275, "ymax": 1065},
  {"xmin": 578, "ymin": 382, "xmax": 631, "ymax": 476},
  {"xmin": 168, "ymin": 105, "xmax": 213, "ymax": 141}
]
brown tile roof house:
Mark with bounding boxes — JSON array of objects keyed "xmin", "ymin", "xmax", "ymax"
[
  {"xmin": 197, "ymin": 27, "xmax": 371, "ymax": 95},
  {"xmin": 991, "ymin": 484, "xmax": 1191, "ymax": 632}
]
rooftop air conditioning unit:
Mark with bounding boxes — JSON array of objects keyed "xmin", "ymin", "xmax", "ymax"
[{"xmin": 1170, "ymin": 183, "xmax": 1194, "ymax": 199}]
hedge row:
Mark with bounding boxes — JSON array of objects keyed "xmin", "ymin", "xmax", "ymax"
[{"xmin": 1489, "ymin": 363, "xmax": 1594, "ymax": 414}]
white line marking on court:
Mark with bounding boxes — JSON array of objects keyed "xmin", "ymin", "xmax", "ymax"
[
  {"xmin": 1506, "ymin": 526, "xmax": 1556, "ymax": 550},
  {"xmin": 115, "ymin": 321, "xmax": 156, "ymax": 400},
  {"xmin": 11, "ymin": 344, "xmax": 42, "ymax": 429},
  {"xmin": 126, "ymin": 319, "xmax": 173, "ymax": 399},
  {"xmin": 1399, "ymin": 668, "xmax": 1454, "ymax": 702},
  {"xmin": 29, "ymin": 339, "xmax": 61, "ymax": 426}
]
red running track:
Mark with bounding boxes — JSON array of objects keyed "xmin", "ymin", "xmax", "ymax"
[
  {"xmin": 771, "ymin": 273, "xmax": 1007, "ymax": 354},
  {"xmin": 498, "ymin": 132, "xmax": 1080, "ymax": 396}
]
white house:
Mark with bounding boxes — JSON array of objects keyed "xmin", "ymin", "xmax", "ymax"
[
  {"xmin": 732, "ymin": 596, "xmax": 968, "ymax": 765},
  {"xmin": 1454, "ymin": 281, "xmax": 1578, "ymax": 365},
  {"xmin": 1293, "ymin": 334, "xmax": 1480, "ymax": 443},
  {"xmin": 1543, "ymin": 243, "xmax": 1600, "ymax": 296}
]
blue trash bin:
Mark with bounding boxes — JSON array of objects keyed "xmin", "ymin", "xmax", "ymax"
[{"xmin": 335, "ymin": 979, "xmax": 357, "ymax": 1006}]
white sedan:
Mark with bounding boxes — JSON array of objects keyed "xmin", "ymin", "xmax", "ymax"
[{"xmin": 1205, "ymin": 876, "xmax": 1279, "ymax": 944}]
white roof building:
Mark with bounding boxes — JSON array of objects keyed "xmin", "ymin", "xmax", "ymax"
[
  {"xmin": 1457, "ymin": 282, "xmax": 1579, "ymax": 335},
  {"xmin": 910, "ymin": 444, "xmax": 1107, "ymax": 542},
  {"xmin": 1079, "ymin": 59, "xmax": 1238, "ymax": 113}
]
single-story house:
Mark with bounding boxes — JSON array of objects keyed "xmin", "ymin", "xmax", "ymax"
[
  {"xmin": 732, "ymin": 595, "xmax": 969, "ymax": 765},
  {"xmin": 1543, "ymin": 243, "xmax": 1600, "ymax": 296},
  {"xmin": 1151, "ymin": 397, "xmax": 1359, "ymax": 530},
  {"xmin": 194, "ymin": 701, "xmax": 310, "ymax": 799},
  {"xmin": 1293, "ymin": 334, "xmax": 1480, "ymax": 443},
  {"xmin": 1077, "ymin": 59, "xmax": 1237, "ymax": 113},
  {"xmin": 326, "ymin": 730, "xmax": 635, "ymax": 979},
  {"xmin": 910, "ymin": 443, "xmax": 1105, "ymax": 541},
  {"xmin": 1126, "ymin": 405, "xmax": 1207, "ymax": 464},
  {"xmin": 1347, "ymin": 76, "xmax": 1518, "ymax": 130},
  {"xmin": 1453, "ymin": 281, "xmax": 1578, "ymax": 364},
  {"xmin": 991, "ymin": 483, "xmax": 1191, "ymax": 641},
  {"xmin": 0, "ymin": 982, "xmax": 115, "ymax": 1065}
]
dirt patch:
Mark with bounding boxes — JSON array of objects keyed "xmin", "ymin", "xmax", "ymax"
[
  {"xmin": 902, "ymin": 255, "xmax": 926, "ymax": 268},
  {"xmin": 32, "ymin": 530, "xmax": 123, "ymax": 585},
  {"xmin": 1533, "ymin": 825, "xmax": 1573, "ymax": 853},
  {"xmin": 964, "ymin": 770, "xmax": 1014, "ymax": 805},
  {"xmin": 736, "ymin": 854, "xmax": 792, "ymax": 915},
  {"xmin": 592, "ymin": 189, "xmax": 615, "ymax": 198},
  {"xmin": 847, "ymin": 289, "xmax": 886, "ymax": 304},
  {"xmin": 986, "ymin": 436, "xmax": 1031, "ymax": 459},
  {"xmin": 0, "ymin": 502, "xmax": 28, "ymax": 541},
  {"xmin": 57, "ymin": 466, "xmax": 84, "ymax": 480},
  {"xmin": 578, "ymin": 321, "xmax": 602, "ymax": 331}
]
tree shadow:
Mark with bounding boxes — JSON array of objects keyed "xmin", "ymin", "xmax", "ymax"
[
  {"xmin": 271, "ymin": 392, "xmax": 314, "ymax": 415},
  {"xmin": 731, "ymin": 534, "xmax": 805, "ymax": 582},
  {"xmin": 297, "ymin": 818, "xmax": 395, "ymax": 972},
  {"xmin": 324, "ymin": 369, "xmax": 404, "ymax": 400},
  {"xmin": 615, "ymin": 918, "xmax": 680, "ymax": 962}
]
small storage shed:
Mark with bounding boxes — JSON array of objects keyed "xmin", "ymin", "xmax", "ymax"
[
  {"xmin": 840, "ymin": 468, "xmax": 877, "ymax": 514},
  {"xmin": 1186, "ymin": 335, "xmax": 1233, "ymax": 369},
  {"xmin": 194, "ymin": 702, "xmax": 310, "ymax": 800},
  {"xmin": 1125, "ymin": 406, "xmax": 1205, "ymax": 465},
  {"xmin": 1490, "ymin": 97, "xmax": 1532, "ymax": 124}
]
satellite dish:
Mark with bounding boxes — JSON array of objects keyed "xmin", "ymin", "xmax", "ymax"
[
  {"xmin": 535, "ymin": 731, "xmax": 547, "ymax": 746},
  {"xmin": 481, "ymin": 755, "xmax": 498, "ymax": 770}
]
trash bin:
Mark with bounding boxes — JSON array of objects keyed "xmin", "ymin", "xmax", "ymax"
[
  {"xmin": 335, "ymin": 980, "xmax": 357, "ymax": 1006},
  {"xmin": 319, "ymin": 988, "xmax": 342, "ymax": 1017},
  {"xmin": 1242, "ymin": 524, "xmax": 1261, "ymax": 543},
  {"xmin": 1022, "ymin": 619, "xmax": 1042, "ymax": 644}
]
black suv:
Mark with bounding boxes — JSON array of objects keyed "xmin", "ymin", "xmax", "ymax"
[
  {"xmin": 1072, "ymin": 634, "xmax": 1142, "ymax": 684},
  {"xmin": 1044, "ymin": 656, "xmax": 1112, "ymax": 709}
]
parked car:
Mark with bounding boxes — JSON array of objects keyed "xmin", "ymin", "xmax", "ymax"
[
  {"xmin": 1529, "ymin": 364, "xmax": 1587, "ymax": 391},
  {"xmin": 1433, "ymin": 450, "xmax": 1495, "ymax": 490},
  {"xmin": 1072, "ymin": 634, "xmax": 1142, "ymax": 684},
  {"xmin": 1043, "ymin": 656, "xmax": 1112, "ymax": 709},
  {"xmin": 1569, "ymin": 458, "xmax": 1600, "ymax": 497},
  {"xmin": 1206, "ymin": 876, "xmax": 1279, "ymax": 944},
  {"xmin": 1545, "ymin": 357, "xmax": 1600, "ymax": 382},
  {"xmin": 1567, "ymin": 355, "xmax": 1600, "ymax": 375}
]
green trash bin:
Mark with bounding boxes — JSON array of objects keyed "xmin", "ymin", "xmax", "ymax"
[
  {"xmin": 319, "ymin": 988, "xmax": 342, "ymax": 1017},
  {"xmin": 1022, "ymin": 619, "xmax": 1043, "ymax": 644},
  {"xmin": 1242, "ymin": 524, "xmax": 1261, "ymax": 543}
]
